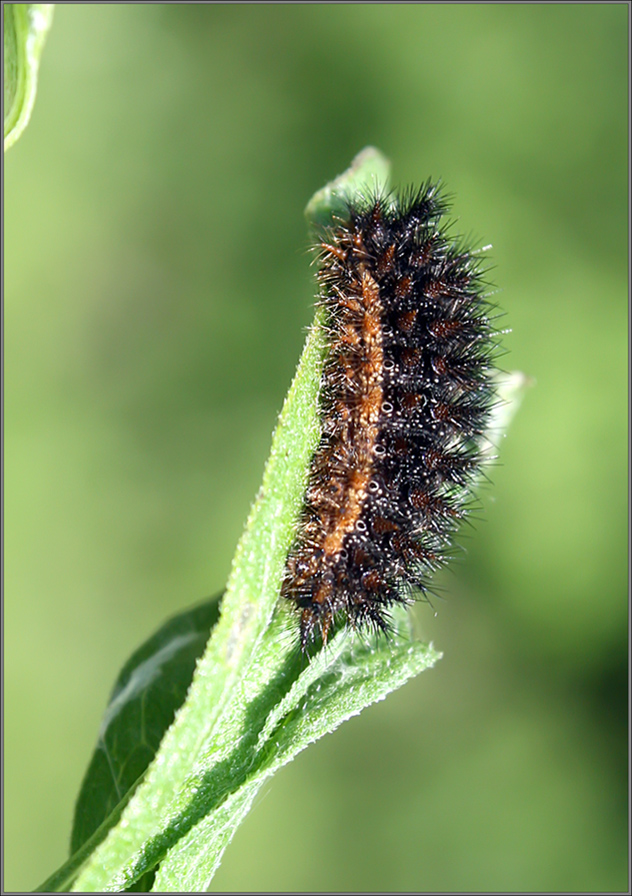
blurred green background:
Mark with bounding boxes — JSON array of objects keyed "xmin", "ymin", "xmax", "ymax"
[{"xmin": 5, "ymin": 4, "xmax": 627, "ymax": 892}]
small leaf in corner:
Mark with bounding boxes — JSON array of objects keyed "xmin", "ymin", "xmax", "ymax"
[{"xmin": 4, "ymin": 4, "xmax": 54, "ymax": 151}]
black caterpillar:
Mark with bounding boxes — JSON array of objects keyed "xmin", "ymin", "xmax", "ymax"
[{"xmin": 282, "ymin": 184, "xmax": 499, "ymax": 650}]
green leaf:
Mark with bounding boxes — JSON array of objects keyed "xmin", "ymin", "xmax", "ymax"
[
  {"xmin": 38, "ymin": 147, "xmax": 524, "ymax": 892},
  {"xmin": 4, "ymin": 3, "xmax": 54, "ymax": 151},
  {"xmin": 67, "ymin": 284, "xmax": 337, "ymax": 891},
  {"xmin": 70, "ymin": 596, "xmax": 223, "ymax": 856}
]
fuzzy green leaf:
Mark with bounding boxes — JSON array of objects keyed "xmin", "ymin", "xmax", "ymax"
[
  {"xmin": 4, "ymin": 3, "xmax": 54, "ymax": 151},
  {"xmin": 67, "ymin": 292, "xmax": 335, "ymax": 892},
  {"xmin": 37, "ymin": 148, "xmax": 524, "ymax": 893}
]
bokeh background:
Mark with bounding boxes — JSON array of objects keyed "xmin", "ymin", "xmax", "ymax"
[{"xmin": 5, "ymin": 5, "xmax": 628, "ymax": 892}]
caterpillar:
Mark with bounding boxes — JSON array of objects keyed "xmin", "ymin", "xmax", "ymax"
[{"xmin": 282, "ymin": 183, "xmax": 499, "ymax": 650}]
